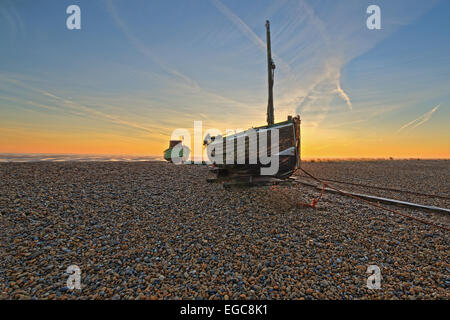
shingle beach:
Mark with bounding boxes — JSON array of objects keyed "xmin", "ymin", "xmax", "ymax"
[{"xmin": 0, "ymin": 160, "xmax": 448, "ymax": 300}]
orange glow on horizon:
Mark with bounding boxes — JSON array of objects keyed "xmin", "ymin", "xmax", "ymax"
[{"xmin": 1, "ymin": 126, "xmax": 449, "ymax": 159}]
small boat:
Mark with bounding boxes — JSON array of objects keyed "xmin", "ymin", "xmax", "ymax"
[
  {"xmin": 204, "ymin": 21, "xmax": 301, "ymax": 181},
  {"xmin": 163, "ymin": 140, "xmax": 190, "ymax": 163}
]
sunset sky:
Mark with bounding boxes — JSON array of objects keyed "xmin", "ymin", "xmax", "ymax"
[{"xmin": 1, "ymin": 0, "xmax": 449, "ymax": 159}]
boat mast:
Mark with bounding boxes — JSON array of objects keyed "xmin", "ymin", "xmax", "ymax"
[{"xmin": 266, "ymin": 20, "xmax": 275, "ymax": 126}]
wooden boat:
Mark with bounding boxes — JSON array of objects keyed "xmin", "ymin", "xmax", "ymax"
[
  {"xmin": 204, "ymin": 21, "xmax": 301, "ymax": 181},
  {"xmin": 205, "ymin": 115, "xmax": 300, "ymax": 179}
]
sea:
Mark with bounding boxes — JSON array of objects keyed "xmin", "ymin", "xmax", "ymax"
[{"xmin": 0, "ymin": 154, "xmax": 163, "ymax": 162}]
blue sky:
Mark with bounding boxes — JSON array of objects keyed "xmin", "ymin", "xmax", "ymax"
[{"xmin": 0, "ymin": 0, "xmax": 449, "ymax": 157}]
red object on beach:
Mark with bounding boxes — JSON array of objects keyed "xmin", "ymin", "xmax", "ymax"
[{"xmin": 296, "ymin": 182, "xmax": 327, "ymax": 209}]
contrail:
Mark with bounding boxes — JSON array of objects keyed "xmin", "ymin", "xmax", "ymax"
[
  {"xmin": 103, "ymin": 0, "xmax": 200, "ymax": 90},
  {"xmin": 397, "ymin": 104, "xmax": 440, "ymax": 132},
  {"xmin": 210, "ymin": 0, "xmax": 291, "ymax": 74},
  {"xmin": 299, "ymin": 0, "xmax": 330, "ymax": 44},
  {"xmin": 210, "ymin": 0, "xmax": 266, "ymax": 49},
  {"xmin": 336, "ymin": 78, "xmax": 352, "ymax": 110},
  {"xmin": 104, "ymin": 1, "xmax": 256, "ymax": 114}
]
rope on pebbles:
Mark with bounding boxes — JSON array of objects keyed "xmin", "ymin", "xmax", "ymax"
[{"xmin": 295, "ymin": 168, "xmax": 450, "ymax": 232}]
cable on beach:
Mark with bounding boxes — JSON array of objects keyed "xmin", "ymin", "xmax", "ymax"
[
  {"xmin": 297, "ymin": 168, "xmax": 450, "ymax": 232},
  {"xmin": 308, "ymin": 176, "xmax": 450, "ymax": 200}
]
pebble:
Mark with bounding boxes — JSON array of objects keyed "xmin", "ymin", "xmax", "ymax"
[{"xmin": 0, "ymin": 161, "xmax": 448, "ymax": 300}]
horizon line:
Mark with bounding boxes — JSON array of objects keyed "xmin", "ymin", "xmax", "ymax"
[{"xmin": 0, "ymin": 152, "xmax": 449, "ymax": 161}]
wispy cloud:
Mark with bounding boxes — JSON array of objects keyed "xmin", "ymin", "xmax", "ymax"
[
  {"xmin": 209, "ymin": 0, "xmax": 351, "ymax": 126},
  {"xmin": 1, "ymin": 76, "xmax": 166, "ymax": 136},
  {"xmin": 210, "ymin": 0, "xmax": 265, "ymax": 49},
  {"xmin": 0, "ymin": 0, "xmax": 25, "ymax": 38},
  {"xmin": 103, "ymin": 0, "xmax": 200, "ymax": 90},
  {"xmin": 397, "ymin": 104, "xmax": 441, "ymax": 132},
  {"xmin": 267, "ymin": 0, "xmax": 354, "ymax": 124},
  {"xmin": 210, "ymin": 0, "xmax": 292, "ymax": 74},
  {"xmin": 1, "ymin": 0, "xmax": 445, "ymax": 157},
  {"xmin": 103, "ymin": 0, "xmax": 265, "ymax": 128},
  {"xmin": 273, "ymin": 0, "xmax": 437, "ymax": 128}
]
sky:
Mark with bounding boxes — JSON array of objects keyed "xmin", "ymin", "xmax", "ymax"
[{"xmin": 0, "ymin": 0, "xmax": 449, "ymax": 159}]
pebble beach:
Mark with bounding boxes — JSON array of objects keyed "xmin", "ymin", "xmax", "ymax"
[{"xmin": 0, "ymin": 160, "xmax": 448, "ymax": 300}]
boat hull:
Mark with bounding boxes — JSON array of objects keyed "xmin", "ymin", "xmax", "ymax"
[
  {"xmin": 164, "ymin": 140, "xmax": 190, "ymax": 163},
  {"xmin": 205, "ymin": 116, "xmax": 301, "ymax": 179}
]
